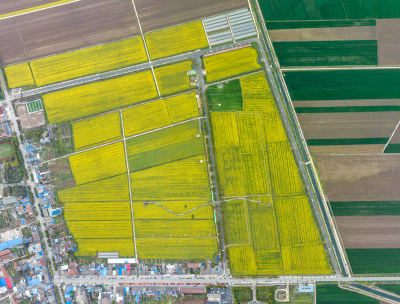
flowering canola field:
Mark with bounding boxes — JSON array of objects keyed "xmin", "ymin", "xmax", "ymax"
[
  {"xmin": 210, "ymin": 72, "xmax": 331, "ymax": 275},
  {"xmin": 4, "ymin": 63, "xmax": 35, "ymax": 89}
]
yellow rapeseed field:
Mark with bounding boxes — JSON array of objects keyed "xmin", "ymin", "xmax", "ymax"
[
  {"xmin": 211, "ymin": 112, "xmax": 240, "ymax": 148},
  {"xmin": 130, "ymin": 155, "xmax": 210, "ymax": 200},
  {"xmin": 154, "ymin": 61, "xmax": 192, "ymax": 96},
  {"xmin": 222, "ymin": 200, "xmax": 250, "ymax": 245},
  {"xmin": 132, "ymin": 201, "xmax": 213, "ymax": 220},
  {"xmin": 72, "ymin": 112, "xmax": 122, "ymax": 151},
  {"xmin": 203, "ymin": 47, "xmax": 262, "ymax": 82},
  {"xmin": 69, "ymin": 142, "xmax": 126, "ymax": 185},
  {"xmin": 145, "ymin": 21, "xmax": 208, "ymax": 60},
  {"xmin": 122, "ymin": 92, "xmax": 199, "ymax": 137},
  {"xmin": 122, "ymin": 99, "xmax": 171, "ymax": 137},
  {"xmin": 43, "ymin": 70, "xmax": 158, "ymax": 124},
  {"xmin": 68, "ymin": 220, "xmax": 133, "ymax": 239},
  {"xmin": 30, "ymin": 36, "xmax": 148, "ymax": 86},
  {"xmin": 75, "ymin": 239, "xmax": 135, "ymax": 257},
  {"xmin": 65, "ymin": 202, "xmax": 131, "ymax": 221},
  {"xmin": 137, "ymin": 238, "xmax": 217, "ymax": 260},
  {"xmin": 165, "ymin": 92, "xmax": 199, "ymax": 123},
  {"xmin": 58, "ymin": 174, "xmax": 129, "ymax": 202},
  {"xmin": 135, "ymin": 219, "xmax": 216, "ymax": 238},
  {"xmin": 4, "ymin": 63, "xmax": 35, "ymax": 89},
  {"xmin": 229, "ymin": 246, "xmax": 257, "ymax": 275}
]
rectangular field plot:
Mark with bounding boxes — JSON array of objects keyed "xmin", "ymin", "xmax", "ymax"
[
  {"xmin": 210, "ymin": 72, "xmax": 331, "ymax": 275},
  {"xmin": 274, "ymin": 40, "xmax": 378, "ymax": 67},
  {"xmin": 68, "ymin": 220, "xmax": 133, "ymax": 239},
  {"xmin": 207, "ymin": 79, "xmax": 243, "ymax": 112},
  {"xmin": 75, "ymin": 239, "xmax": 135, "ymax": 257},
  {"xmin": 284, "ymin": 69, "xmax": 400, "ymax": 101},
  {"xmin": 346, "ymin": 249, "xmax": 400, "ymax": 274},
  {"xmin": 43, "ymin": 70, "xmax": 158, "ymax": 124},
  {"xmin": 203, "ymin": 47, "xmax": 262, "ymax": 82},
  {"xmin": 133, "ymin": 201, "xmax": 213, "ymax": 220},
  {"xmin": 30, "ymin": 36, "xmax": 148, "ymax": 86},
  {"xmin": 126, "ymin": 120, "xmax": 204, "ymax": 171},
  {"xmin": 4, "ymin": 62, "xmax": 35, "ymax": 89},
  {"xmin": 136, "ymin": 238, "xmax": 217, "ymax": 260},
  {"xmin": 130, "ymin": 156, "xmax": 210, "ymax": 200},
  {"xmin": 154, "ymin": 61, "xmax": 194, "ymax": 96},
  {"xmin": 58, "ymin": 174, "xmax": 129, "ymax": 203},
  {"xmin": 122, "ymin": 93, "xmax": 199, "ymax": 137},
  {"xmin": 135, "ymin": 220, "xmax": 215, "ymax": 238},
  {"xmin": 145, "ymin": 21, "xmax": 208, "ymax": 60},
  {"xmin": 316, "ymin": 284, "xmax": 379, "ymax": 304},
  {"xmin": 69, "ymin": 142, "xmax": 126, "ymax": 185},
  {"xmin": 65, "ymin": 202, "xmax": 131, "ymax": 221},
  {"xmin": 72, "ymin": 112, "xmax": 122, "ymax": 151}
]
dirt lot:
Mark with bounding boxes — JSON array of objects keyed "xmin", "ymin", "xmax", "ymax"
[
  {"xmin": 268, "ymin": 26, "xmax": 376, "ymax": 42},
  {"xmin": 0, "ymin": 0, "xmax": 55, "ymax": 15},
  {"xmin": 298, "ymin": 112, "xmax": 400, "ymax": 139},
  {"xmin": 314, "ymin": 154, "xmax": 400, "ymax": 201},
  {"xmin": 17, "ymin": 104, "xmax": 44, "ymax": 130},
  {"xmin": 134, "ymin": 0, "xmax": 248, "ymax": 33},
  {"xmin": 377, "ymin": 19, "xmax": 400, "ymax": 66},
  {"xmin": 0, "ymin": 0, "xmax": 139, "ymax": 65},
  {"xmin": 336, "ymin": 216, "xmax": 400, "ymax": 248}
]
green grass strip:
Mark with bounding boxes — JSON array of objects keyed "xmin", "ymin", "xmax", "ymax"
[
  {"xmin": 330, "ymin": 201, "xmax": 400, "ymax": 216},
  {"xmin": 307, "ymin": 138, "xmax": 388, "ymax": 146},
  {"xmin": 266, "ymin": 20, "xmax": 376, "ymax": 30},
  {"xmin": 0, "ymin": 0, "xmax": 77, "ymax": 20},
  {"xmin": 376, "ymin": 284, "xmax": 400, "ymax": 296},
  {"xmin": 347, "ymin": 249, "xmax": 400, "ymax": 274},
  {"xmin": 207, "ymin": 79, "xmax": 243, "ymax": 112},
  {"xmin": 384, "ymin": 144, "xmax": 400, "ymax": 153},
  {"xmin": 316, "ymin": 284, "xmax": 379, "ymax": 304},
  {"xmin": 295, "ymin": 105, "xmax": 400, "ymax": 113}
]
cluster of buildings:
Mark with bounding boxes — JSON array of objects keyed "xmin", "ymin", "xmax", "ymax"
[{"xmin": 0, "ymin": 106, "xmax": 11, "ymax": 138}]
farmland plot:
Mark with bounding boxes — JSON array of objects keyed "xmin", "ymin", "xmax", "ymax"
[
  {"xmin": 76, "ymin": 239, "xmax": 135, "ymax": 257},
  {"xmin": 4, "ymin": 63, "xmax": 35, "ymax": 89},
  {"xmin": 135, "ymin": 220, "xmax": 215, "ymax": 238},
  {"xmin": 65, "ymin": 202, "xmax": 131, "ymax": 221},
  {"xmin": 43, "ymin": 70, "xmax": 158, "ymax": 124},
  {"xmin": 68, "ymin": 220, "xmax": 133, "ymax": 239},
  {"xmin": 72, "ymin": 112, "xmax": 122, "ymax": 151},
  {"xmin": 203, "ymin": 47, "xmax": 262, "ymax": 82},
  {"xmin": 154, "ymin": 61, "xmax": 193, "ymax": 96},
  {"xmin": 145, "ymin": 21, "xmax": 208, "ymax": 59}
]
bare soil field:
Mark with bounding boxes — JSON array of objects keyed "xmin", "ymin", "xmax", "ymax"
[
  {"xmin": 134, "ymin": 0, "xmax": 248, "ymax": 33},
  {"xmin": 0, "ymin": 0, "xmax": 139, "ymax": 65},
  {"xmin": 388, "ymin": 124, "xmax": 400, "ymax": 144},
  {"xmin": 268, "ymin": 26, "xmax": 376, "ymax": 42},
  {"xmin": 298, "ymin": 112, "xmax": 400, "ymax": 139},
  {"xmin": 17, "ymin": 104, "xmax": 44, "ymax": 130},
  {"xmin": 377, "ymin": 19, "xmax": 400, "ymax": 66},
  {"xmin": 0, "ymin": 0, "xmax": 55, "ymax": 15},
  {"xmin": 314, "ymin": 154, "xmax": 400, "ymax": 201},
  {"xmin": 310, "ymin": 145, "xmax": 385, "ymax": 155},
  {"xmin": 336, "ymin": 216, "xmax": 400, "ymax": 248}
]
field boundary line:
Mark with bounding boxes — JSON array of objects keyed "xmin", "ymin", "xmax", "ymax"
[
  {"xmin": 129, "ymin": 0, "xmax": 152, "ymax": 63},
  {"xmin": 382, "ymin": 119, "xmax": 400, "ymax": 153},
  {"xmin": 243, "ymin": 200, "xmax": 252, "ymax": 245},
  {"xmin": 119, "ymin": 110, "xmax": 138, "ymax": 261},
  {"xmin": 150, "ymin": 66, "xmax": 161, "ymax": 96},
  {"xmin": 43, "ymin": 117, "xmax": 204, "ymax": 163},
  {"xmin": 204, "ymin": 69, "xmax": 264, "ymax": 87},
  {"xmin": 0, "ymin": 0, "xmax": 80, "ymax": 21},
  {"xmin": 141, "ymin": 201, "xmax": 214, "ymax": 216},
  {"xmin": 281, "ymin": 66, "xmax": 400, "ymax": 71},
  {"xmin": 225, "ymin": 13, "xmax": 236, "ymax": 43},
  {"xmin": 202, "ymin": 20, "xmax": 212, "ymax": 49}
]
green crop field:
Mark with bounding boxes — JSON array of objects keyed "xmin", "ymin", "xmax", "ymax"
[
  {"xmin": 376, "ymin": 284, "xmax": 400, "ymax": 295},
  {"xmin": 274, "ymin": 41, "xmax": 377, "ymax": 67},
  {"xmin": 207, "ymin": 79, "xmax": 243, "ymax": 111},
  {"xmin": 316, "ymin": 284, "xmax": 378, "ymax": 304},
  {"xmin": 266, "ymin": 20, "xmax": 376, "ymax": 30},
  {"xmin": 330, "ymin": 201, "xmax": 400, "ymax": 216},
  {"xmin": 126, "ymin": 120, "xmax": 204, "ymax": 171},
  {"xmin": 0, "ymin": 143, "xmax": 13, "ymax": 160},
  {"xmin": 346, "ymin": 249, "xmax": 400, "ymax": 274},
  {"xmin": 284, "ymin": 69, "xmax": 400, "ymax": 101}
]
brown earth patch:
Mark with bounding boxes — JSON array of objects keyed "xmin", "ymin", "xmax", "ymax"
[
  {"xmin": 0, "ymin": 0, "xmax": 55, "ymax": 15},
  {"xmin": 297, "ymin": 112, "xmax": 400, "ymax": 139},
  {"xmin": 17, "ymin": 104, "xmax": 44, "ymax": 130},
  {"xmin": 268, "ymin": 26, "xmax": 377, "ymax": 42},
  {"xmin": 0, "ymin": 0, "xmax": 139, "ymax": 65},
  {"xmin": 314, "ymin": 154, "xmax": 400, "ymax": 201},
  {"xmin": 336, "ymin": 216, "xmax": 400, "ymax": 248},
  {"xmin": 310, "ymin": 145, "xmax": 384, "ymax": 155},
  {"xmin": 293, "ymin": 99, "xmax": 400, "ymax": 108},
  {"xmin": 377, "ymin": 19, "xmax": 400, "ymax": 66},
  {"xmin": 48, "ymin": 158, "xmax": 75, "ymax": 190},
  {"xmin": 134, "ymin": 0, "xmax": 248, "ymax": 33}
]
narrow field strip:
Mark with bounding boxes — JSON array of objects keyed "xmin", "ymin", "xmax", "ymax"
[
  {"xmin": 0, "ymin": 0, "xmax": 79, "ymax": 20},
  {"xmin": 4, "ymin": 63, "xmax": 35, "ymax": 89}
]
